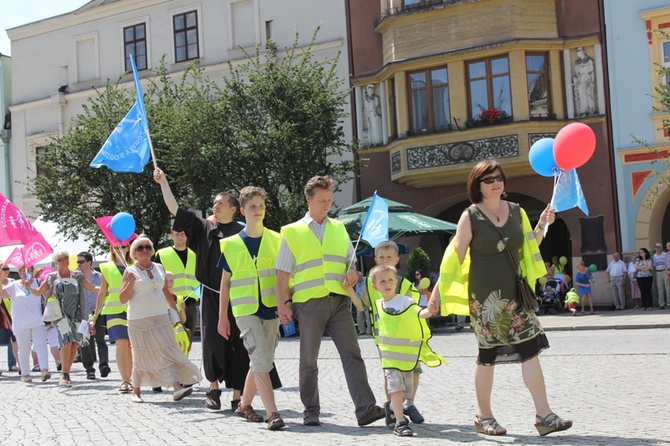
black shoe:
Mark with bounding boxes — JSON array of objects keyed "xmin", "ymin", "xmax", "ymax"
[
  {"xmin": 152, "ymin": 387, "xmax": 163, "ymax": 393},
  {"xmin": 303, "ymin": 412, "xmax": 321, "ymax": 426},
  {"xmin": 100, "ymin": 365, "xmax": 111, "ymax": 378},
  {"xmin": 56, "ymin": 362, "xmax": 62, "ymax": 372},
  {"xmin": 86, "ymin": 371, "xmax": 96, "ymax": 380},
  {"xmin": 205, "ymin": 389, "xmax": 222, "ymax": 410},
  {"xmin": 384, "ymin": 401, "xmax": 395, "ymax": 428},
  {"xmin": 231, "ymin": 398, "xmax": 241, "ymax": 412},
  {"xmin": 455, "ymin": 325, "xmax": 464, "ymax": 331},
  {"xmin": 358, "ymin": 405, "xmax": 385, "ymax": 426},
  {"xmin": 394, "ymin": 420, "xmax": 414, "ymax": 437}
]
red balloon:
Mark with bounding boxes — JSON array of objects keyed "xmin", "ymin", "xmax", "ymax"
[{"xmin": 553, "ymin": 122, "xmax": 596, "ymax": 170}]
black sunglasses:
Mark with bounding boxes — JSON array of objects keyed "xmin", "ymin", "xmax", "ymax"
[
  {"xmin": 1, "ymin": 267, "xmax": 9, "ymax": 271},
  {"xmin": 480, "ymin": 175, "xmax": 504, "ymax": 184},
  {"xmin": 77, "ymin": 260, "xmax": 87, "ymax": 264},
  {"xmin": 135, "ymin": 245, "xmax": 153, "ymax": 252}
]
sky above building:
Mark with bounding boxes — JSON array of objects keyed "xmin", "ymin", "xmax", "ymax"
[{"xmin": 0, "ymin": 1, "xmax": 88, "ymax": 56}]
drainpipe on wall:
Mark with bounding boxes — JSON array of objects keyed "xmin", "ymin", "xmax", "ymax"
[{"xmin": 598, "ymin": 0, "xmax": 622, "ymax": 253}]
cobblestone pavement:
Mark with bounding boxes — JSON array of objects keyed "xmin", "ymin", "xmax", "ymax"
[{"xmin": 1, "ymin": 310, "xmax": 669, "ymax": 445}]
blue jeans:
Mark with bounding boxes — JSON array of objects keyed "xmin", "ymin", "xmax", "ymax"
[{"xmin": 0, "ymin": 328, "xmax": 16, "ymax": 368}]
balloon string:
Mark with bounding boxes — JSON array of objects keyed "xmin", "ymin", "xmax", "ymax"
[
  {"xmin": 546, "ymin": 170, "xmax": 562, "ymax": 237},
  {"xmin": 113, "ymin": 245, "xmax": 128, "ymax": 268}
]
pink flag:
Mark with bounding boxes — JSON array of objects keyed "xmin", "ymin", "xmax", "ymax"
[
  {"xmin": 3, "ymin": 247, "xmax": 24, "ymax": 268},
  {"xmin": 21, "ymin": 232, "xmax": 54, "ymax": 269},
  {"xmin": 95, "ymin": 216, "xmax": 138, "ymax": 246},
  {"xmin": 37, "ymin": 266, "xmax": 53, "ymax": 281},
  {"xmin": 0, "ymin": 193, "xmax": 39, "ymax": 246}
]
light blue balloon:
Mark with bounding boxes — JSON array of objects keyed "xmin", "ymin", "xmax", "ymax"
[
  {"xmin": 110, "ymin": 212, "xmax": 136, "ymax": 241},
  {"xmin": 529, "ymin": 138, "xmax": 559, "ymax": 177}
]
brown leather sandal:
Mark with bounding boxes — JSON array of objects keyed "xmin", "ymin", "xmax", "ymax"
[
  {"xmin": 474, "ymin": 415, "xmax": 507, "ymax": 435},
  {"xmin": 236, "ymin": 404, "xmax": 263, "ymax": 422}
]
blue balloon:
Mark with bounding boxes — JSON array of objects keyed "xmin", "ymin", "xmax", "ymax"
[
  {"xmin": 529, "ymin": 138, "xmax": 559, "ymax": 177},
  {"xmin": 110, "ymin": 212, "xmax": 136, "ymax": 241}
]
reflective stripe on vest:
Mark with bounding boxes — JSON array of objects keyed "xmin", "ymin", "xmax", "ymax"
[
  {"xmin": 281, "ymin": 219, "xmax": 348, "ymax": 303},
  {"xmin": 156, "ymin": 247, "xmax": 199, "ymax": 300},
  {"xmin": 220, "ymin": 228, "xmax": 280, "ymax": 317},
  {"xmin": 368, "ymin": 277, "xmax": 416, "ymax": 346},
  {"xmin": 99, "ymin": 262, "xmax": 127, "ymax": 315},
  {"xmin": 375, "ymin": 299, "xmax": 446, "ymax": 371}
]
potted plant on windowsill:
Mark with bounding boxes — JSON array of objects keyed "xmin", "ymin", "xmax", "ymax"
[{"xmin": 479, "ymin": 107, "xmax": 510, "ymax": 125}]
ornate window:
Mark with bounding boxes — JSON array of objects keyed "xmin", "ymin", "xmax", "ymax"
[
  {"xmin": 124, "ymin": 23, "xmax": 147, "ymax": 72},
  {"xmin": 466, "ymin": 56, "xmax": 512, "ymax": 119},
  {"xmin": 526, "ymin": 53, "xmax": 550, "ymax": 118},
  {"xmin": 407, "ymin": 67, "xmax": 451, "ymax": 133},
  {"xmin": 662, "ymin": 41, "xmax": 670, "ymax": 84},
  {"xmin": 173, "ymin": 11, "xmax": 199, "ymax": 63},
  {"xmin": 36, "ymin": 147, "xmax": 49, "ymax": 177}
]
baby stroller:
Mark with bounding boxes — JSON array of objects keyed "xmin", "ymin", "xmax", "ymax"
[{"xmin": 538, "ymin": 279, "xmax": 565, "ymax": 315}]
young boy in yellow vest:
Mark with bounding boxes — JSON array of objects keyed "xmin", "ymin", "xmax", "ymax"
[
  {"xmin": 361, "ymin": 241, "xmax": 424, "ymax": 427},
  {"xmin": 217, "ymin": 186, "xmax": 285, "ymax": 431},
  {"xmin": 369, "ymin": 264, "xmax": 445, "ymax": 437}
]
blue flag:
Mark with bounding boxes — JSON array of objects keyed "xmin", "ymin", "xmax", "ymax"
[
  {"xmin": 90, "ymin": 54, "xmax": 150, "ymax": 173},
  {"xmin": 553, "ymin": 169, "xmax": 589, "ymax": 216},
  {"xmin": 360, "ymin": 193, "xmax": 389, "ymax": 248}
]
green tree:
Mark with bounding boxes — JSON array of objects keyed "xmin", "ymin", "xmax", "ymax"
[
  {"xmin": 30, "ymin": 29, "xmax": 355, "ymax": 251},
  {"xmin": 213, "ymin": 31, "xmax": 355, "ymax": 230},
  {"xmin": 406, "ymin": 247, "xmax": 432, "ymax": 283}
]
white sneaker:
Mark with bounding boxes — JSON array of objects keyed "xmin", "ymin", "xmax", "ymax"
[
  {"xmin": 173, "ymin": 387, "xmax": 193, "ymax": 401},
  {"xmin": 21, "ymin": 376, "xmax": 32, "ymax": 383}
]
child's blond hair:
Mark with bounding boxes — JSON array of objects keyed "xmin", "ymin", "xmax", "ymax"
[
  {"xmin": 374, "ymin": 240, "xmax": 399, "ymax": 256},
  {"xmin": 369, "ymin": 264, "xmax": 397, "ymax": 283}
]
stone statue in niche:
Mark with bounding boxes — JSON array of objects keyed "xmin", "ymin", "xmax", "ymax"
[
  {"xmin": 363, "ymin": 84, "xmax": 382, "ymax": 146},
  {"xmin": 572, "ymin": 47, "xmax": 597, "ymax": 117}
]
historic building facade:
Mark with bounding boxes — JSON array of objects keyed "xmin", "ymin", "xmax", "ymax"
[
  {"xmin": 7, "ymin": 0, "xmax": 353, "ymax": 218},
  {"xmin": 604, "ymin": 1, "xmax": 670, "ymax": 252},
  {"xmin": 347, "ymin": 0, "xmax": 618, "ymax": 303}
]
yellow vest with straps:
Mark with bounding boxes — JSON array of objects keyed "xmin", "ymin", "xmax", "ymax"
[
  {"xmin": 375, "ymin": 299, "xmax": 447, "ymax": 371},
  {"xmin": 220, "ymin": 228, "xmax": 280, "ymax": 317},
  {"xmin": 173, "ymin": 322, "xmax": 190, "ymax": 356},
  {"xmin": 367, "ymin": 277, "xmax": 417, "ymax": 345},
  {"xmin": 156, "ymin": 247, "xmax": 199, "ymax": 300},
  {"xmin": 99, "ymin": 262, "xmax": 127, "ymax": 315},
  {"xmin": 281, "ymin": 219, "xmax": 349, "ymax": 303}
]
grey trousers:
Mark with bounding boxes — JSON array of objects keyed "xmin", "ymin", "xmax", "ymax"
[
  {"xmin": 610, "ymin": 276, "xmax": 625, "ymax": 309},
  {"xmin": 655, "ymin": 271, "xmax": 670, "ymax": 307},
  {"xmin": 293, "ymin": 294, "xmax": 377, "ymax": 420}
]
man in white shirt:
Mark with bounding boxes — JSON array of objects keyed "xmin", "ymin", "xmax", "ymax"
[
  {"xmin": 606, "ymin": 251, "xmax": 627, "ymax": 310},
  {"xmin": 653, "ymin": 243, "xmax": 669, "ymax": 309}
]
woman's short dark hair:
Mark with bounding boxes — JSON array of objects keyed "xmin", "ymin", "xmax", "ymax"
[{"xmin": 467, "ymin": 160, "xmax": 507, "ymax": 204}]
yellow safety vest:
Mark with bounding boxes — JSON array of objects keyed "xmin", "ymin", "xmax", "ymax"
[
  {"xmin": 99, "ymin": 262, "xmax": 127, "ymax": 316},
  {"xmin": 156, "ymin": 247, "xmax": 199, "ymax": 300},
  {"xmin": 367, "ymin": 277, "xmax": 416, "ymax": 345},
  {"xmin": 565, "ymin": 290, "xmax": 580, "ymax": 305},
  {"xmin": 174, "ymin": 321, "xmax": 190, "ymax": 356},
  {"xmin": 220, "ymin": 229, "xmax": 280, "ymax": 317},
  {"xmin": 281, "ymin": 219, "xmax": 349, "ymax": 303},
  {"xmin": 438, "ymin": 205, "xmax": 545, "ymax": 316},
  {"xmin": 375, "ymin": 299, "xmax": 447, "ymax": 372}
]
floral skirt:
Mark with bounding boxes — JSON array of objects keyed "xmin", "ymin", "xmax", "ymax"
[{"xmin": 128, "ymin": 314, "xmax": 200, "ymax": 388}]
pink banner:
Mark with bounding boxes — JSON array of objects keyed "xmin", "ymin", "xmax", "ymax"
[
  {"xmin": 95, "ymin": 216, "xmax": 138, "ymax": 246},
  {"xmin": 21, "ymin": 232, "xmax": 54, "ymax": 269},
  {"xmin": 0, "ymin": 193, "xmax": 39, "ymax": 246},
  {"xmin": 3, "ymin": 247, "xmax": 24, "ymax": 268}
]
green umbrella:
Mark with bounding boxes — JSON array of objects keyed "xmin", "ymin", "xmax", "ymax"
[{"xmin": 337, "ymin": 196, "xmax": 457, "ymax": 239}]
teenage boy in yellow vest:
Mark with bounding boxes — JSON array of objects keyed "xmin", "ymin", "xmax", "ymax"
[
  {"xmin": 369, "ymin": 264, "xmax": 444, "ymax": 437},
  {"xmin": 155, "ymin": 229, "xmax": 199, "ymax": 351},
  {"xmin": 361, "ymin": 240, "xmax": 424, "ymax": 427},
  {"xmin": 275, "ymin": 175, "xmax": 385, "ymax": 427},
  {"xmin": 218, "ymin": 186, "xmax": 285, "ymax": 431},
  {"xmin": 154, "ymin": 167, "xmax": 282, "ymax": 412}
]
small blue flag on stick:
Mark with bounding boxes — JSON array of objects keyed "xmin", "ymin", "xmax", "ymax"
[
  {"xmin": 90, "ymin": 54, "xmax": 150, "ymax": 173},
  {"xmin": 360, "ymin": 193, "xmax": 389, "ymax": 247},
  {"xmin": 552, "ymin": 168, "xmax": 589, "ymax": 216}
]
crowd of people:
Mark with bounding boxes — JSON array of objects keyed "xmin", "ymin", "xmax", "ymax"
[{"xmin": 0, "ymin": 160, "xmax": 575, "ymax": 437}]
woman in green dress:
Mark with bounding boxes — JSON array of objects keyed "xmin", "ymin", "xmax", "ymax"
[{"xmin": 430, "ymin": 160, "xmax": 571, "ymax": 437}]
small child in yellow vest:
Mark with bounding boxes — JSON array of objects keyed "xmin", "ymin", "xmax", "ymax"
[
  {"xmin": 564, "ymin": 288, "xmax": 581, "ymax": 316},
  {"xmin": 370, "ymin": 264, "xmax": 445, "ymax": 437}
]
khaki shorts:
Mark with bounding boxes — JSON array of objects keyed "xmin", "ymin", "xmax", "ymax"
[
  {"xmin": 385, "ymin": 368, "xmax": 414, "ymax": 396},
  {"xmin": 236, "ymin": 315, "xmax": 280, "ymax": 373}
]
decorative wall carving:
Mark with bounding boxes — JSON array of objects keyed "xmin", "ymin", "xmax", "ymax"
[
  {"xmin": 405, "ymin": 135, "xmax": 519, "ymax": 170},
  {"xmin": 528, "ymin": 133, "xmax": 557, "ymax": 147},
  {"xmin": 391, "ymin": 151, "xmax": 402, "ymax": 174}
]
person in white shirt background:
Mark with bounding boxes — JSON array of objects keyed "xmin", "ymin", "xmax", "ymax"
[{"xmin": 605, "ymin": 252, "xmax": 627, "ymax": 310}]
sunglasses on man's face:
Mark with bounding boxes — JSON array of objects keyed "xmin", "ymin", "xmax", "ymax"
[
  {"xmin": 135, "ymin": 245, "xmax": 152, "ymax": 252},
  {"xmin": 480, "ymin": 175, "xmax": 504, "ymax": 184},
  {"xmin": 77, "ymin": 260, "xmax": 87, "ymax": 265}
]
